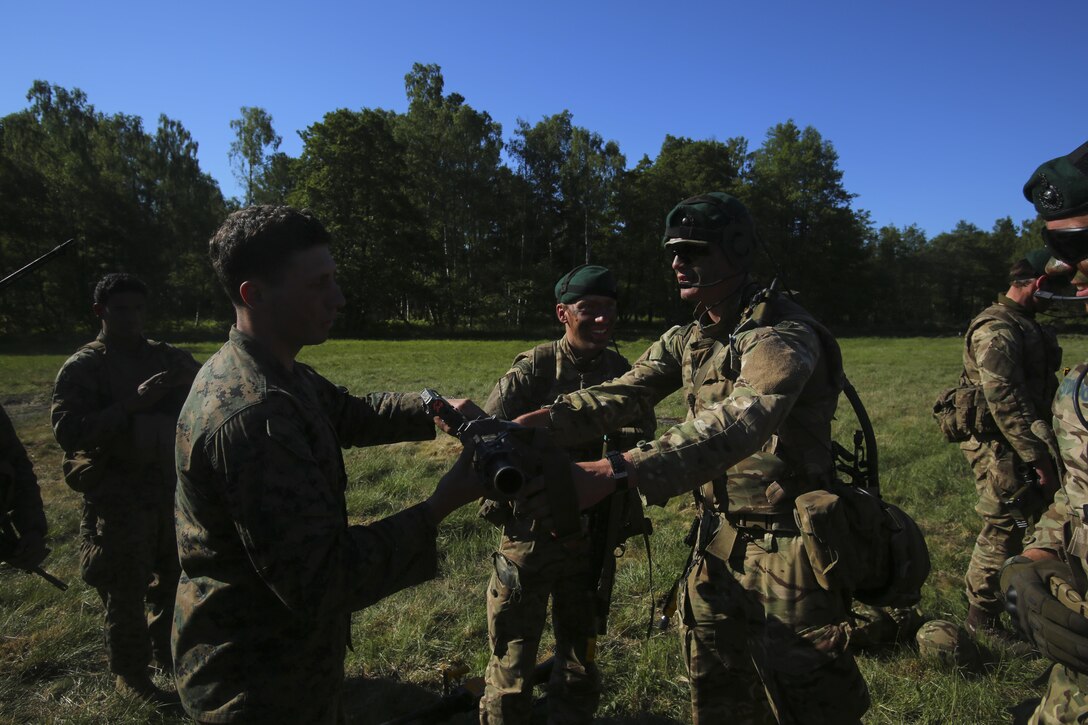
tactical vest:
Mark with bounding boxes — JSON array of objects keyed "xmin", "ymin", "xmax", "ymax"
[
  {"xmin": 962, "ymin": 301, "xmax": 1062, "ymax": 418},
  {"xmin": 528, "ymin": 340, "xmax": 648, "ymax": 461},
  {"xmin": 691, "ymin": 288, "xmax": 844, "ymax": 517}
]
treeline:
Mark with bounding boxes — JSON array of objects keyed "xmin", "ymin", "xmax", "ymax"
[{"xmin": 0, "ymin": 65, "xmax": 1053, "ymax": 337}]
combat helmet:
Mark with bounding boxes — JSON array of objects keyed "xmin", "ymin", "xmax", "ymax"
[{"xmin": 662, "ymin": 192, "xmax": 757, "ymax": 262}]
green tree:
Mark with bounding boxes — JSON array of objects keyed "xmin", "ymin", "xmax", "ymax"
[{"xmin": 229, "ymin": 106, "xmax": 282, "ymax": 206}]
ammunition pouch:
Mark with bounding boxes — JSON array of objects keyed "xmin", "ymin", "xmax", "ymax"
[{"xmin": 932, "ymin": 384, "xmax": 997, "ymax": 443}]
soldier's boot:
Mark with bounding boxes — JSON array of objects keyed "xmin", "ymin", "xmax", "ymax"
[
  {"xmin": 115, "ymin": 671, "xmax": 181, "ymax": 707},
  {"xmin": 964, "ymin": 605, "xmax": 1036, "ymax": 656}
]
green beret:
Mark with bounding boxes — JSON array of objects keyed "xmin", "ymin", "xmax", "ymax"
[
  {"xmin": 662, "ymin": 192, "xmax": 757, "ymax": 257},
  {"xmin": 1023, "ymin": 141, "xmax": 1088, "ymax": 221},
  {"xmin": 1024, "ymin": 248, "xmax": 1052, "ymax": 276},
  {"xmin": 554, "ymin": 265, "xmax": 617, "ymax": 303}
]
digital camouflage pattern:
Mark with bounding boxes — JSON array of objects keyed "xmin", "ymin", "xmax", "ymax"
[
  {"xmin": 1024, "ymin": 360, "xmax": 1088, "ymax": 724},
  {"xmin": 546, "ymin": 288, "xmax": 869, "ymax": 724},
  {"xmin": 173, "ymin": 327, "xmax": 440, "ymax": 724},
  {"xmin": 50, "ymin": 333, "xmax": 199, "ymax": 675},
  {"xmin": 0, "ymin": 403, "xmax": 46, "ymax": 549},
  {"xmin": 960, "ymin": 297, "xmax": 1061, "ymax": 615},
  {"xmin": 480, "ymin": 337, "xmax": 654, "ymax": 725}
]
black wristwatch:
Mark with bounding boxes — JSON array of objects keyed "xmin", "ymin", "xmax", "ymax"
[{"xmin": 605, "ymin": 450, "xmax": 629, "ymax": 491}]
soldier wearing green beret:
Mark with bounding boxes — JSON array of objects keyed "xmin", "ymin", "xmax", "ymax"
[
  {"xmin": 513, "ymin": 193, "xmax": 869, "ymax": 724},
  {"xmin": 479, "ymin": 265, "xmax": 655, "ymax": 725},
  {"xmin": 950, "ymin": 249, "xmax": 1062, "ymax": 646},
  {"xmin": 1003, "ymin": 140, "xmax": 1088, "ymax": 724}
]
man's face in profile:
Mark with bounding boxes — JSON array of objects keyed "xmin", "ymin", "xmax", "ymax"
[{"xmin": 263, "ymin": 245, "xmax": 346, "ymax": 349}]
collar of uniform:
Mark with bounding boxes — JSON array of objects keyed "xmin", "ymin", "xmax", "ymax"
[
  {"xmin": 997, "ymin": 294, "xmax": 1034, "ymax": 317},
  {"xmin": 558, "ymin": 335, "xmax": 607, "ymax": 371},
  {"xmin": 96, "ymin": 330, "xmax": 151, "ymax": 357},
  {"xmin": 227, "ymin": 326, "xmax": 298, "ymax": 388}
]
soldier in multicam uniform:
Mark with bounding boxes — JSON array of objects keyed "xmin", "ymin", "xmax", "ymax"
[
  {"xmin": 514, "ymin": 193, "xmax": 869, "ymax": 724},
  {"xmin": 172, "ymin": 205, "xmax": 485, "ymax": 724},
  {"xmin": 479, "ymin": 265, "xmax": 655, "ymax": 725},
  {"xmin": 51, "ymin": 273, "xmax": 199, "ymax": 704},
  {"xmin": 957, "ymin": 250, "xmax": 1062, "ymax": 643},
  {"xmin": 1002, "ymin": 140, "xmax": 1088, "ymax": 724},
  {"xmin": 1, "ymin": 404, "xmax": 48, "ymax": 572}
]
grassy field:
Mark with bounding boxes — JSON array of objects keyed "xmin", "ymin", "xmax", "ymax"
[{"xmin": 2, "ymin": 333, "xmax": 1087, "ymax": 724}]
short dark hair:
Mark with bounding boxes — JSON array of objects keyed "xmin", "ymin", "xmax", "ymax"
[
  {"xmin": 94, "ymin": 273, "xmax": 148, "ymax": 305},
  {"xmin": 1008, "ymin": 258, "xmax": 1038, "ymax": 284},
  {"xmin": 209, "ymin": 205, "xmax": 332, "ymax": 305}
]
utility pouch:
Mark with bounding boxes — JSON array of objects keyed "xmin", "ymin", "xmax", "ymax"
[
  {"xmin": 933, "ymin": 385, "xmax": 996, "ymax": 442},
  {"xmin": 704, "ymin": 515, "xmax": 739, "ymax": 563},
  {"xmin": 61, "ymin": 451, "xmax": 108, "ymax": 494},
  {"xmin": 794, "ymin": 489, "xmax": 856, "ymax": 591},
  {"xmin": 492, "ymin": 551, "xmax": 523, "ymax": 600}
]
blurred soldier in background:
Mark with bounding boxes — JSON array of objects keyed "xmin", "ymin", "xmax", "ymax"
[
  {"xmin": 479, "ymin": 265, "xmax": 655, "ymax": 724},
  {"xmin": 0, "ymin": 404, "xmax": 48, "ymax": 573},
  {"xmin": 956, "ymin": 250, "xmax": 1061, "ymax": 643},
  {"xmin": 1003, "ymin": 140, "xmax": 1088, "ymax": 724},
  {"xmin": 51, "ymin": 273, "xmax": 199, "ymax": 704}
]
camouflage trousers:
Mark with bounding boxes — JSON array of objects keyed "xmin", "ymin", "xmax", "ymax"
[
  {"xmin": 961, "ymin": 437, "xmax": 1042, "ymax": 615},
  {"xmin": 79, "ymin": 495, "xmax": 179, "ymax": 676},
  {"xmin": 480, "ymin": 536, "xmax": 601, "ymax": 725},
  {"xmin": 1030, "ymin": 663, "xmax": 1088, "ymax": 724},
  {"xmin": 679, "ymin": 520, "xmax": 870, "ymax": 725}
]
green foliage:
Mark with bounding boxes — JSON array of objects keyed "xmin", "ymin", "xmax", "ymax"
[
  {"xmin": 0, "ymin": 72, "xmax": 1069, "ymax": 338},
  {"xmin": 228, "ymin": 106, "xmax": 282, "ymax": 206},
  {"xmin": 2, "ymin": 335, "xmax": 1086, "ymax": 723}
]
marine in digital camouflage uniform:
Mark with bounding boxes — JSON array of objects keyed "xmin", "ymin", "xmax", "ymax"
[
  {"xmin": 0, "ymin": 403, "xmax": 48, "ymax": 571},
  {"xmin": 514, "ymin": 193, "xmax": 869, "ymax": 725},
  {"xmin": 173, "ymin": 205, "xmax": 484, "ymax": 724},
  {"xmin": 479, "ymin": 265, "xmax": 655, "ymax": 725},
  {"xmin": 50, "ymin": 273, "xmax": 199, "ymax": 703},
  {"xmin": 1009, "ymin": 141, "xmax": 1088, "ymax": 724},
  {"xmin": 957, "ymin": 251, "xmax": 1062, "ymax": 639}
]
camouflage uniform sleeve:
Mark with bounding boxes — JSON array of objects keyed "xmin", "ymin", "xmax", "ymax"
[
  {"xmin": 483, "ymin": 355, "xmax": 538, "ymax": 420},
  {"xmin": 208, "ymin": 404, "xmax": 438, "ymax": 618},
  {"xmin": 547, "ymin": 327, "xmax": 684, "ymax": 447},
  {"xmin": 971, "ymin": 319, "xmax": 1051, "ymax": 463},
  {"xmin": 628, "ymin": 321, "xmax": 821, "ymax": 506},
  {"xmin": 307, "ymin": 372, "xmax": 436, "ymax": 447},
  {"xmin": 50, "ymin": 351, "xmax": 129, "ymax": 453},
  {"xmin": 1025, "ymin": 487, "xmax": 1070, "ymax": 555},
  {"xmin": 0, "ymin": 405, "xmax": 45, "ymax": 540}
]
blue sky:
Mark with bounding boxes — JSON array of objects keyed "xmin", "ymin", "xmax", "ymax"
[{"xmin": 2, "ymin": 0, "xmax": 1085, "ymax": 238}]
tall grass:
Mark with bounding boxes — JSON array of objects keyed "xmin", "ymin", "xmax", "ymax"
[{"xmin": 1, "ymin": 334, "xmax": 1085, "ymax": 723}]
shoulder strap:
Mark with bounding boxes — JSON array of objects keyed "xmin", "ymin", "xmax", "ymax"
[{"xmin": 530, "ymin": 341, "xmax": 559, "ymax": 403}]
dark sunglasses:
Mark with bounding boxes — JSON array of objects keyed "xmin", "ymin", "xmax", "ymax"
[
  {"xmin": 1042, "ymin": 226, "xmax": 1088, "ymax": 265},
  {"xmin": 665, "ymin": 244, "xmax": 711, "ymax": 263}
]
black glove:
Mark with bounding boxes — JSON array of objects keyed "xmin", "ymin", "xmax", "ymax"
[{"xmin": 1002, "ymin": 555, "xmax": 1088, "ymax": 673}]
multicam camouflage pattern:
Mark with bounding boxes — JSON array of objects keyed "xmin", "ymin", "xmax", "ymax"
[
  {"xmin": 547, "ymin": 290, "xmax": 841, "ymax": 512},
  {"xmin": 914, "ymin": 619, "xmax": 983, "ymax": 671},
  {"xmin": 1024, "ymin": 361, "xmax": 1088, "ymax": 724},
  {"xmin": 546, "ymin": 289, "xmax": 868, "ymax": 723},
  {"xmin": 173, "ymin": 327, "xmax": 440, "ymax": 724},
  {"xmin": 480, "ymin": 337, "xmax": 654, "ymax": 724},
  {"xmin": 50, "ymin": 333, "xmax": 198, "ymax": 676},
  {"xmin": 680, "ymin": 530, "xmax": 869, "ymax": 725},
  {"xmin": 1030, "ymin": 664, "xmax": 1088, "ymax": 724},
  {"xmin": 0, "ymin": 403, "xmax": 46, "ymax": 545},
  {"xmin": 960, "ymin": 298, "xmax": 1061, "ymax": 615}
]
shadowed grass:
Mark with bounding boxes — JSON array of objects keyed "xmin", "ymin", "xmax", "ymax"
[{"xmin": 0, "ymin": 334, "xmax": 1085, "ymax": 723}]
